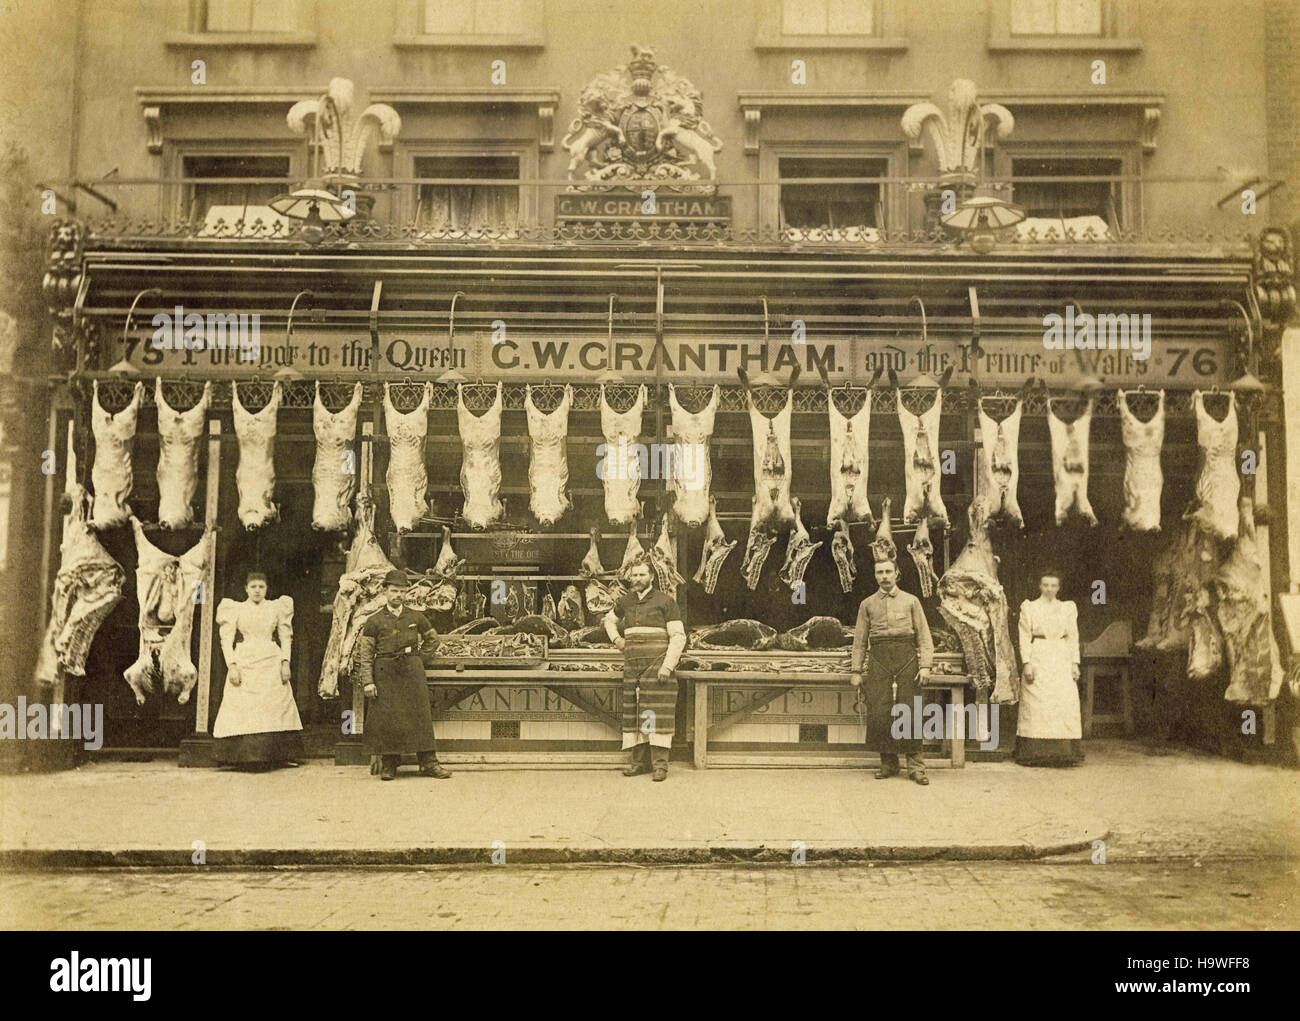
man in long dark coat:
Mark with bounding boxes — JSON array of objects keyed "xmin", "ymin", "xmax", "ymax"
[
  {"xmin": 851, "ymin": 558, "xmax": 934, "ymax": 785},
  {"xmin": 355, "ymin": 570, "xmax": 451, "ymax": 781}
]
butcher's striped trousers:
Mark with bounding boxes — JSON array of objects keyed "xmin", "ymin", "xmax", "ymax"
[{"xmin": 621, "ymin": 630, "xmax": 677, "ymax": 749}]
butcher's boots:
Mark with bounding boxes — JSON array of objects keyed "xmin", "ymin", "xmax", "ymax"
[
  {"xmin": 650, "ymin": 744, "xmax": 669, "ymax": 782},
  {"xmin": 622, "ymin": 744, "xmax": 652, "ymax": 777},
  {"xmin": 418, "ymin": 753, "xmax": 452, "ymax": 779}
]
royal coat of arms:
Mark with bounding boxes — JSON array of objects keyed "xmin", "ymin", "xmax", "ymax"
[{"xmin": 562, "ymin": 45, "xmax": 723, "ymax": 188}]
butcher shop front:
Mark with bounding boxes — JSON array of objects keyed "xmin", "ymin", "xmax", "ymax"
[
  {"xmin": 31, "ymin": 67, "xmax": 1296, "ymax": 771},
  {"xmin": 37, "ymin": 232, "xmax": 1291, "ymax": 770}
]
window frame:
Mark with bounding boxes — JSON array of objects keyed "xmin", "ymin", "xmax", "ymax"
[
  {"xmin": 165, "ymin": 139, "xmax": 305, "ymax": 221},
  {"xmin": 398, "ymin": 139, "xmax": 537, "ymax": 230},
  {"xmin": 754, "ymin": 0, "xmax": 907, "ymax": 51},
  {"xmin": 995, "ymin": 143, "xmax": 1140, "ymax": 233},
  {"xmin": 760, "ymin": 141, "xmax": 908, "ymax": 235},
  {"xmin": 988, "ymin": 0, "xmax": 1141, "ymax": 51},
  {"xmin": 167, "ymin": 0, "xmax": 318, "ymax": 47},
  {"xmin": 393, "ymin": 0, "xmax": 545, "ymax": 49}
]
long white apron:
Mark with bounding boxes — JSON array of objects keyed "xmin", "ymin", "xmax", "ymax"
[
  {"xmin": 1016, "ymin": 598, "xmax": 1082, "ymax": 740},
  {"xmin": 212, "ymin": 598, "xmax": 302, "ymax": 738}
]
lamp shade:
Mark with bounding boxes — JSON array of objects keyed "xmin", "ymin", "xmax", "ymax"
[
  {"xmin": 268, "ymin": 181, "xmax": 354, "ymax": 223},
  {"xmin": 941, "ymin": 195, "xmax": 1027, "ymax": 232}
]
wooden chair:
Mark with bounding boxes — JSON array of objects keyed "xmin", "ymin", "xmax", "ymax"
[{"xmin": 1080, "ymin": 621, "xmax": 1134, "ymax": 737}]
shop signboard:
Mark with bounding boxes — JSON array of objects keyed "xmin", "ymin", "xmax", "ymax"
[{"xmin": 124, "ymin": 327, "xmax": 1232, "ymax": 386}]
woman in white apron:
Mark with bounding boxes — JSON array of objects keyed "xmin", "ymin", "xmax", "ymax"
[
  {"xmin": 213, "ymin": 572, "xmax": 303, "ymax": 768},
  {"xmin": 1016, "ymin": 569, "xmax": 1084, "ymax": 766}
]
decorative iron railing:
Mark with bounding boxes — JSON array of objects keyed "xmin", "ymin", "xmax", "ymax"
[{"xmin": 83, "ymin": 377, "xmax": 1269, "ymax": 420}]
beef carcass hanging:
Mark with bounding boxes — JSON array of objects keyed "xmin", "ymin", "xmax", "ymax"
[
  {"xmin": 976, "ymin": 396, "xmax": 1024, "ymax": 529},
  {"xmin": 617, "ymin": 525, "xmax": 647, "ymax": 578},
  {"xmin": 89, "ymin": 379, "xmax": 143, "ymax": 531},
  {"xmin": 907, "ymin": 516, "xmax": 939, "ymax": 598},
  {"xmin": 778, "ymin": 497, "xmax": 823, "ymax": 592},
  {"xmin": 830, "ymin": 518, "xmax": 857, "ymax": 593},
  {"xmin": 312, "ymin": 382, "xmax": 363, "ymax": 532},
  {"xmin": 827, "ymin": 389, "xmax": 874, "ymax": 527},
  {"xmin": 155, "ymin": 379, "xmax": 211, "ymax": 529},
  {"xmin": 318, "ymin": 497, "xmax": 399, "ymax": 699},
  {"xmin": 35, "ymin": 423, "xmax": 125, "ymax": 687},
  {"xmin": 599, "ymin": 383, "xmax": 647, "ymax": 526},
  {"xmin": 1118, "ymin": 388, "xmax": 1165, "ymax": 533},
  {"xmin": 579, "ymin": 528, "xmax": 617, "ymax": 616},
  {"xmin": 123, "ymin": 517, "xmax": 214, "ymax": 705},
  {"xmin": 869, "ymin": 497, "xmax": 896, "ymax": 564},
  {"xmin": 1185, "ymin": 390, "xmax": 1240, "ymax": 542},
  {"xmin": 1135, "ymin": 538, "xmax": 1176, "ymax": 651},
  {"xmin": 692, "ymin": 496, "xmax": 738, "ymax": 594},
  {"xmin": 937, "ymin": 500, "xmax": 1020, "ymax": 702},
  {"xmin": 1142, "ymin": 520, "xmax": 1221, "ymax": 653},
  {"xmin": 649, "ymin": 513, "xmax": 685, "ymax": 599},
  {"xmin": 458, "ymin": 381, "xmax": 505, "ymax": 530},
  {"xmin": 1187, "ymin": 588, "xmax": 1224, "ymax": 681},
  {"xmin": 897, "ymin": 389, "xmax": 948, "ymax": 526},
  {"xmin": 526, "ymin": 382, "xmax": 573, "ymax": 526},
  {"xmin": 232, "ymin": 381, "xmax": 281, "ymax": 529},
  {"xmin": 424, "ymin": 526, "xmax": 464, "ymax": 612},
  {"xmin": 383, "ymin": 381, "xmax": 431, "ymax": 533},
  {"xmin": 557, "ymin": 585, "xmax": 585, "ymax": 630},
  {"xmin": 1047, "ymin": 396, "xmax": 1098, "ymax": 526},
  {"xmin": 1215, "ymin": 498, "xmax": 1286, "ymax": 704},
  {"xmin": 747, "ymin": 386, "xmax": 795, "ymax": 528},
  {"xmin": 740, "ymin": 496, "xmax": 778, "ymax": 591},
  {"xmin": 667, "ymin": 383, "xmax": 719, "ymax": 526}
]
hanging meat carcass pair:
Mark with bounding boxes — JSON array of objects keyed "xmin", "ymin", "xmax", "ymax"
[{"xmin": 89, "ymin": 378, "xmax": 217, "ymax": 531}]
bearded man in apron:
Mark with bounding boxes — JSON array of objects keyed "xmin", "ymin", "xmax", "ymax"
[
  {"xmin": 851, "ymin": 557, "xmax": 935, "ymax": 785},
  {"xmin": 603, "ymin": 560, "xmax": 687, "ymax": 781},
  {"xmin": 355, "ymin": 570, "xmax": 452, "ymax": 781}
]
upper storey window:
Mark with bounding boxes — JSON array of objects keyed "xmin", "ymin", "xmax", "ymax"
[
  {"xmin": 754, "ymin": 0, "xmax": 905, "ymax": 51},
  {"xmin": 989, "ymin": 0, "xmax": 1138, "ymax": 50},
  {"xmin": 168, "ymin": 0, "xmax": 316, "ymax": 45},
  {"xmin": 395, "ymin": 0, "xmax": 543, "ymax": 46},
  {"xmin": 203, "ymin": 0, "xmax": 297, "ymax": 31},
  {"xmin": 424, "ymin": 0, "xmax": 538, "ymax": 35},
  {"xmin": 780, "ymin": 156, "xmax": 885, "ymax": 231},
  {"xmin": 1010, "ymin": 156, "xmax": 1124, "ymax": 231},
  {"xmin": 781, "ymin": 0, "xmax": 879, "ymax": 36},
  {"xmin": 1011, "ymin": 0, "xmax": 1105, "ymax": 35},
  {"xmin": 182, "ymin": 153, "xmax": 292, "ymax": 220}
]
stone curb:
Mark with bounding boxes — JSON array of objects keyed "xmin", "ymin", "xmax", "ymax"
[{"xmin": 0, "ymin": 833, "xmax": 1108, "ymax": 868}]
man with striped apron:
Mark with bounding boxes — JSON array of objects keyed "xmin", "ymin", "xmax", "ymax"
[
  {"xmin": 851, "ymin": 558, "xmax": 935, "ymax": 785},
  {"xmin": 604, "ymin": 561, "xmax": 687, "ymax": 781}
]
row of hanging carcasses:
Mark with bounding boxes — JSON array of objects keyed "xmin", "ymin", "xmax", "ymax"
[{"xmin": 85, "ymin": 378, "xmax": 1242, "ymax": 601}]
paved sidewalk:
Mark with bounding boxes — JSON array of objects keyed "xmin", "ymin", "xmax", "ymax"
[{"xmin": 0, "ymin": 741, "xmax": 1295, "ymax": 866}]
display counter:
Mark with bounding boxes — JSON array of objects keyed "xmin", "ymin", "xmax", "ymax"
[{"xmin": 334, "ymin": 650, "xmax": 982, "ymax": 768}]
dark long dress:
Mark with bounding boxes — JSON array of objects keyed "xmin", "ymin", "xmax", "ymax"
[{"xmin": 357, "ymin": 607, "xmax": 438, "ymax": 756}]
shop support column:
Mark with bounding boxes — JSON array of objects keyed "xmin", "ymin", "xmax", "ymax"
[{"xmin": 179, "ymin": 418, "xmax": 222, "ymax": 767}]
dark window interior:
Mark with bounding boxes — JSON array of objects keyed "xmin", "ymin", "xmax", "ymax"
[
  {"xmin": 1011, "ymin": 156, "xmax": 1122, "ymax": 226},
  {"xmin": 415, "ymin": 155, "xmax": 520, "ymax": 230},
  {"xmin": 182, "ymin": 154, "xmax": 291, "ymax": 219},
  {"xmin": 779, "ymin": 157, "xmax": 886, "ymax": 230}
]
